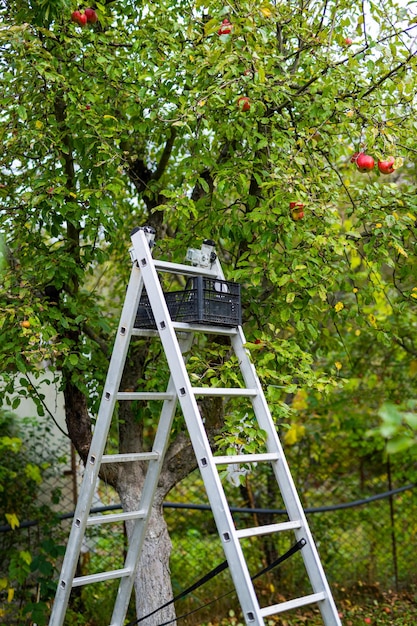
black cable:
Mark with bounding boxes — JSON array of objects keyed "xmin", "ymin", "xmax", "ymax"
[
  {"xmin": 24, "ymin": 373, "xmax": 70, "ymax": 439},
  {"xmin": 163, "ymin": 482, "xmax": 417, "ymax": 514},
  {"xmin": 126, "ymin": 538, "xmax": 306, "ymax": 626},
  {"xmin": 1, "ymin": 483, "xmax": 415, "ymax": 533},
  {"xmin": 125, "ymin": 559, "xmax": 229, "ymax": 626}
]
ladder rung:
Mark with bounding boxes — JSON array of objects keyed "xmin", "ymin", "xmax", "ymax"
[
  {"xmin": 86, "ymin": 510, "xmax": 146, "ymax": 526},
  {"xmin": 153, "ymin": 259, "xmax": 218, "ymax": 277},
  {"xmin": 101, "ymin": 452, "xmax": 159, "ymax": 463},
  {"xmin": 131, "ymin": 328, "xmax": 160, "ymax": 337},
  {"xmin": 72, "ymin": 567, "xmax": 132, "ymax": 587},
  {"xmin": 260, "ymin": 592, "xmax": 326, "ymax": 617},
  {"xmin": 236, "ymin": 520, "xmax": 302, "ymax": 539},
  {"xmin": 132, "ymin": 323, "xmax": 238, "ymax": 336},
  {"xmin": 192, "ymin": 387, "xmax": 257, "ymax": 397},
  {"xmin": 172, "ymin": 322, "xmax": 238, "ymax": 335},
  {"xmin": 214, "ymin": 452, "xmax": 279, "ymax": 465},
  {"xmin": 116, "ymin": 392, "xmax": 176, "ymax": 401}
]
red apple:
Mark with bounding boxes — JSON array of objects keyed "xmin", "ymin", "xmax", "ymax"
[
  {"xmin": 85, "ymin": 8, "xmax": 98, "ymax": 24},
  {"xmin": 344, "ymin": 37, "xmax": 353, "ymax": 45},
  {"xmin": 377, "ymin": 156, "xmax": 395, "ymax": 175},
  {"xmin": 290, "ymin": 202, "xmax": 305, "ymax": 220},
  {"xmin": 71, "ymin": 10, "xmax": 82, "ymax": 23},
  {"xmin": 237, "ymin": 96, "xmax": 250, "ymax": 111},
  {"xmin": 218, "ymin": 18, "xmax": 232, "ymax": 35},
  {"xmin": 71, "ymin": 10, "xmax": 87, "ymax": 26},
  {"xmin": 356, "ymin": 153, "xmax": 375, "ymax": 172}
]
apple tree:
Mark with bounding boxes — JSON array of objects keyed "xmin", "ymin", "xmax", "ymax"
[{"xmin": 1, "ymin": 0, "xmax": 417, "ymax": 622}]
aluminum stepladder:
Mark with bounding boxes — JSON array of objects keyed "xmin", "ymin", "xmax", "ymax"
[{"xmin": 49, "ymin": 226, "xmax": 341, "ymax": 626}]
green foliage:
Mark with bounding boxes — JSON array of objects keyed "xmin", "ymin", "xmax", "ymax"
[
  {"xmin": 1, "ymin": 0, "xmax": 416, "ymax": 432},
  {"xmin": 4, "ymin": 10, "xmax": 415, "ymax": 411},
  {"xmin": 1, "ymin": 0, "xmax": 417, "ymax": 618},
  {"xmin": 215, "ymin": 410, "xmax": 268, "ymax": 485},
  {"xmin": 0, "ymin": 412, "xmax": 48, "ymax": 522},
  {"xmin": 368, "ymin": 401, "xmax": 417, "ymax": 455},
  {"xmin": 0, "ymin": 411, "xmax": 67, "ymax": 624}
]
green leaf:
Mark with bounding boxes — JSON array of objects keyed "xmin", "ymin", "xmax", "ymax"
[
  {"xmin": 17, "ymin": 105, "xmax": 27, "ymax": 120},
  {"xmin": 68, "ymin": 354, "xmax": 79, "ymax": 366},
  {"xmin": 404, "ymin": 412, "xmax": 417, "ymax": 429},
  {"xmin": 378, "ymin": 403, "xmax": 402, "ymax": 425},
  {"xmin": 386, "ymin": 436, "xmax": 414, "ymax": 455}
]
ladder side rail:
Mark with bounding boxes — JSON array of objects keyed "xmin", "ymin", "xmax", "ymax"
[
  {"xmin": 49, "ymin": 261, "xmax": 145, "ymax": 626},
  {"xmin": 231, "ymin": 326, "xmax": 305, "ymax": 516},
  {"xmin": 131, "ymin": 229, "xmax": 265, "ymax": 626},
  {"xmin": 111, "ymin": 334, "xmax": 194, "ymax": 626},
  {"xmin": 231, "ymin": 326, "xmax": 342, "ymax": 626}
]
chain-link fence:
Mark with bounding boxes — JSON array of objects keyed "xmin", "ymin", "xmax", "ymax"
[
  {"xmin": 165, "ymin": 469, "xmax": 417, "ymax": 601},
  {"xmin": 1, "ymin": 458, "xmax": 416, "ymax": 625}
]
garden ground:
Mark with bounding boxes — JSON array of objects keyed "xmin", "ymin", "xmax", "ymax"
[{"xmin": 200, "ymin": 589, "xmax": 417, "ymax": 626}]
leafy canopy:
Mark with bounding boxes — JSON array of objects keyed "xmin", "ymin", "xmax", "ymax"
[{"xmin": 1, "ymin": 0, "xmax": 417, "ymax": 452}]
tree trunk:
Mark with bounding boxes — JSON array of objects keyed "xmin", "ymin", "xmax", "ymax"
[
  {"xmin": 119, "ymin": 478, "xmax": 176, "ymax": 626},
  {"xmin": 63, "ymin": 379, "xmax": 92, "ymax": 463},
  {"xmin": 135, "ymin": 506, "xmax": 175, "ymax": 625}
]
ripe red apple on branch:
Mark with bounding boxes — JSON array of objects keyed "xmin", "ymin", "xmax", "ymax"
[
  {"xmin": 290, "ymin": 201, "xmax": 305, "ymax": 220},
  {"xmin": 237, "ymin": 96, "xmax": 251, "ymax": 112},
  {"xmin": 85, "ymin": 8, "xmax": 98, "ymax": 24},
  {"xmin": 355, "ymin": 153, "xmax": 375, "ymax": 172},
  {"xmin": 218, "ymin": 18, "xmax": 232, "ymax": 35},
  {"xmin": 71, "ymin": 10, "xmax": 87, "ymax": 26},
  {"xmin": 377, "ymin": 156, "xmax": 395, "ymax": 175},
  {"xmin": 71, "ymin": 10, "xmax": 81, "ymax": 24}
]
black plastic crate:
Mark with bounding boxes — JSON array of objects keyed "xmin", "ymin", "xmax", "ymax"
[{"xmin": 134, "ymin": 277, "xmax": 241, "ymax": 329}]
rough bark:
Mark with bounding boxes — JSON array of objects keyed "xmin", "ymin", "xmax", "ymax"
[
  {"xmin": 118, "ymin": 473, "xmax": 176, "ymax": 626},
  {"xmin": 63, "ymin": 379, "xmax": 92, "ymax": 463},
  {"xmin": 134, "ymin": 505, "xmax": 175, "ymax": 625},
  {"xmin": 135, "ymin": 505, "xmax": 175, "ymax": 625}
]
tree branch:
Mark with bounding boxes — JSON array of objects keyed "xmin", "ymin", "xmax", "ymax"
[
  {"xmin": 274, "ymin": 25, "xmax": 417, "ymax": 115},
  {"xmin": 126, "ymin": 154, "xmax": 153, "ymax": 194},
  {"xmin": 318, "ymin": 148, "xmax": 357, "ymax": 210},
  {"xmin": 360, "ymin": 50, "xmax": 417, "ymax": 99},
  {"xmin": 82, "ymin": 323, "xmax": 110, "ymax": 356},
  {"xmin": 361, "ymin": 0, "xmax": 368, "ymax": 48},
  {"xmin": 152, "ymin": 128, "xmax": 177, "ymax": 182}
]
